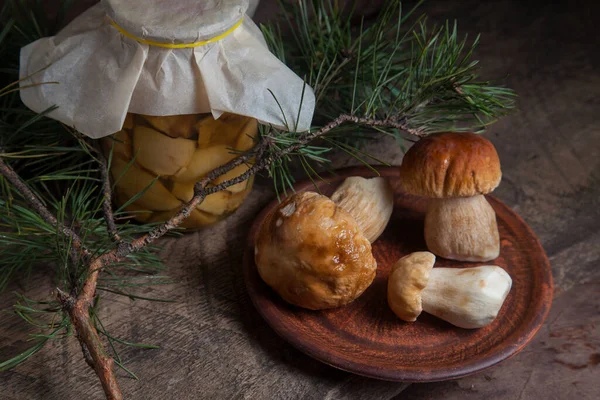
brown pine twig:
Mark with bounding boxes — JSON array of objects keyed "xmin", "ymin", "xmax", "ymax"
[
  {"xmin": 96, "ymin": 150, "xmax": 121, "ymax": 243},
  {"xmin": 0, "ymin": 114, "xmax": 422, "ymax": 399}
]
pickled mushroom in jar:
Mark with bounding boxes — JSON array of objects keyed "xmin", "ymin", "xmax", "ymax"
[
  {"xmin": 109, "ymin": 157, "xmax": 182, "ymax": 211},
  {"xmin": 104, "ymin": 113, "xmax": 259, "ymax": 229},
  {"xmin": 140, "ymin": 114, "xmax": 197, "ymax": 139},
  {"xmin": 173, "ymin": 145, "xmax": 236, "ymax": 183},
  {"xmin": 235, "ymin": 118, "xmax": 259, "ymax": 151},
  {"xmin": 123, "ymin": 114, "xmax": 135, "ymax": 130},
  {"xmin": 199, "ymin": 113, "xmax": 253, "ymax": 146},
  {"xmin": 133, "ymin": 126, "xmax": 196, "ymax": 176},
  {"xmin": 101, "ymin": 129, "xmax": 131, "ymax": 161},
  {"xmin": 170, "ymin": 182, "xmax": 231, "ymax": 215}
]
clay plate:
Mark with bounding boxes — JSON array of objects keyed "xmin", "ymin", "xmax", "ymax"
[{"xmin": 243, "ymin": 166, "xmax": 553, "ymax": 382}]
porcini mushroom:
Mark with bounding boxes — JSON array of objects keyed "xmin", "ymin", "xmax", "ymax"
[
  {"xmin": 399, "ymin": 132, "xmax": 502, "ymax": 262},
  {"xmin": 330, "ymin": 176, "xmax": 394, "ymax": 243},
  {"xmin": 387, "ymin": 252, "xmax": 512, "ymax": 329},
  {"xmin": 255, "ymin": 192, "xmax": 377, "ymax": 310}
]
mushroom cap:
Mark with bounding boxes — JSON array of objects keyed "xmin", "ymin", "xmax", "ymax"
[
  {"xmin": 255, "ymin": 191, "xmax": 377, "ymax": 310},
  {"xmin": 399, "ymin": 132, "xmax": 501, "ymax": 198},
  {"xmin": 330, "ymin": 176, "xmax": 394, "ymax": 243},
  {"xmin": 387, "ymin": 251, "xmax": 436, "ymax": 321}
]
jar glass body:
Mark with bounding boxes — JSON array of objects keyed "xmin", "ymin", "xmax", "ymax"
[{"xmin": 101, "ymin": 113, "xmax": 258, "ymax": 229}]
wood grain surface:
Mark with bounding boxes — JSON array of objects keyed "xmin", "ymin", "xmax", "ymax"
[
  {"xmin": 244, "ymin": 166, "xmax": 553, "ymax": 382},
  {"xmin": 1, "ymin": 0, "xmax": 599, "ymax": 399}
]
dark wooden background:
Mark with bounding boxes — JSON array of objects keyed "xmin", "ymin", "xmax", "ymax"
[{"xmin": 1, "ymin": 0, "xmax": 599, "ymax": 399}]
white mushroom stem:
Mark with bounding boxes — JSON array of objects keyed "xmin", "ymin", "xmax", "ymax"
[
  {"xmin": 425, "ymin": 195, "xmax": 500, "ymax": 262},
  {"xmin": 421, "ymin": 266, "xmax": 512, "ymax": 329}
]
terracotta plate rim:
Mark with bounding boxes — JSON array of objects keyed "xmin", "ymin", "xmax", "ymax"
[{"xmin": 243, "ymin": 166, "xmax": 553, "ymax": 382}]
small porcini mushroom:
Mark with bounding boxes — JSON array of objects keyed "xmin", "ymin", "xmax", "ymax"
[
  {"xmin": 388, "ymin": 252, "xmax": 512, "ymax": 329},
  {"xmin": 330, "ymin": 176, "xmax": 394, "ymax": 243},
  {"xmin": 255, "ymin": 192, "xmax": 377, "ymax": 310},
  {"xmin": 399, "ymin": 132, "xmax": 502, "ymax": 262}
]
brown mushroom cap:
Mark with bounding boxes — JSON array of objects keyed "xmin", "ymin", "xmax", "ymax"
[
  {"xmin": 255, "ymin": 192, "xmax": 377, "ymax": 310},
  {"xmin": 399, "ymin": 132, "xmax": 501, "ymax": 198},
  {"xmin": 387, "ymin": 252, "xmax": 436, "ymax": 321}
]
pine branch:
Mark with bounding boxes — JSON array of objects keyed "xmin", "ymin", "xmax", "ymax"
[
  {"xmin": 0, "ymin": 153, "xmax": 91, "ymax": 261},
  {"xmin": 0, "ymin": 155, "xmax": 121, "ymax": 398},
  {"xmin": 0, "ymin": 113, "xmax": 421, "ymax": 398}
]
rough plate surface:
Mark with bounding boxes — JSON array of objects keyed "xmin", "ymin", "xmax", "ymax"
[{"xmin": 243, "ymin": 166, "xmax": 554, "ymax": 382}]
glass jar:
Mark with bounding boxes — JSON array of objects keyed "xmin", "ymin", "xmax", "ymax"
[
  {"xmin": 101, "ymin": 113, "xmax": 258, "ymax": 229},
  {"xmin": 20, "ymin": 0, "xmax": 315, "ymax": 231}
]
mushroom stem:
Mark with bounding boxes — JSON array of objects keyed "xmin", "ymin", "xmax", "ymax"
[
  {"xmin": 421, "ymin": 266, "xmax": 512, "ymax": 329},
  {"xmin": 425, "ymin": 195, "xmax": 500, "ymax": 262}
]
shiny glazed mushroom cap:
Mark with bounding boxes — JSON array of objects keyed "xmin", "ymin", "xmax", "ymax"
[
  {"xmin": 399, "ymin": 132, "xmax": 501, "ymax": 198},
  {"xmin": 387, "ymin": 252, "xmax": 436, "ymax": 321},
  {"xmin": 255, "ymin": 192, "xmax": 377, "ymax": 310}
]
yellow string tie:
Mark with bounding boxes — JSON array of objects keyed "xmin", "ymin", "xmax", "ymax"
[{"xmin": 109, "ymin": 17, "xmax": 244, "ymax": 48}]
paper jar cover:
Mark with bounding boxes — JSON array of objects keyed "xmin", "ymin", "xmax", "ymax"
[{"xmin": 18, "ymin": 0, "xmax": 315, "ymax": 139}]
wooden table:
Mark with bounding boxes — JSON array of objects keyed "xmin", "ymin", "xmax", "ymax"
[{"xmin": 1, "ymin": 0, "xmax": 599, "ymax": 398}]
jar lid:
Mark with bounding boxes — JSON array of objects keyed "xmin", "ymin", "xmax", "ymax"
[{"xmin": 102, "ymin": 0, "xmax": 248, "ymax": 44}]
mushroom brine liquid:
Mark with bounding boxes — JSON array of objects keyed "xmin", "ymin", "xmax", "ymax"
[{"xmin": 101, "ymin": 113, "xmax": 258, "ymax": 229}]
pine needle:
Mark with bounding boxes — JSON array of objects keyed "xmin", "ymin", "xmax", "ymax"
[{"xmin": 261, "ymin": 0, "xmax": 515, "ymax": 194}]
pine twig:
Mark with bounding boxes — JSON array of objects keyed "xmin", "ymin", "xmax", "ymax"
[
  {"xmin": 58, "ymin": 257, "xmax": 122, "ymax": 400},
  {"xmin": 96, "ymin": 150, "xmax": 121, "ymax": 243}
]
